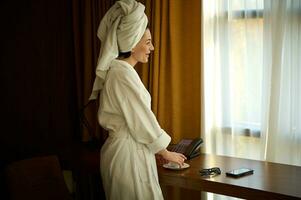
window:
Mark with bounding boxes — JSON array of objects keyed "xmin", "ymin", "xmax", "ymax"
[
  {"xmin": 204, "ymin": 0, "xmax": 264, "ymax": 137},
  {"xmin": 203, "ymin": 0, "xmax": 301, "ymax": 166}
]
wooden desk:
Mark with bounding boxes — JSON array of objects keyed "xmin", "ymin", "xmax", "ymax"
[{"xmin": 158, "ymin": 153, "xmax": 301, "ymax": 200}]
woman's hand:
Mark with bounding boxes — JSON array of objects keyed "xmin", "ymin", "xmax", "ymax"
[{"xmin": 157, "ymin": 149, "xmax": 187, "ymax": 167}]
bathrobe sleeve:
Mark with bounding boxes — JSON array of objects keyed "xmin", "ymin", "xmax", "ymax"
[{"xmin": 108, "ymin": 69, "xmax": 171, "ymax": 154}]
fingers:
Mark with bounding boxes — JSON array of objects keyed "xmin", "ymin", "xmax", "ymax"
[
  {"xmin": 176, "ymin": 153, "xmax": 187, "ymax": 162},
  {"xmin": 179, "ymin": 153, "xmax": 187, "ymax": 160},
  {"xmin": 163, "ymin": 151, "xmax": 188, "ymax": 167},
  {"xmin": 175, "ymin": 153, "xmax": 186, "ymax": 167}
]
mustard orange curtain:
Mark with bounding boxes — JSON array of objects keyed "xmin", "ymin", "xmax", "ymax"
[{"xmin": 137, "ymin": 0, "xmax": 202, "ymax": 143}]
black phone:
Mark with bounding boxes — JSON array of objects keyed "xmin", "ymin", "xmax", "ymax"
[
  {"xmin": 170, "ymin": 138, "xmax": 203, "ymax": 159},
  {"xmin": 225, "ymin": 168, "xmax": 254, "ymax": 178}
]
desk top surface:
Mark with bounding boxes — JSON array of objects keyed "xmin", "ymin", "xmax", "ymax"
[{"xmin": 158, "ymin": 153, "xmax": 301, "ymax": 199}]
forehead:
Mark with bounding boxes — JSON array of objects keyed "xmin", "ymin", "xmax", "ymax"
[{"xmin": 142, "ymin": 29, "xmax": 152, "ymax": 39}]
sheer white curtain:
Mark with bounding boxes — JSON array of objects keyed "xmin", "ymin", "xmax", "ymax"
[
  {"xmin": 203, "ymin": 0, "xmax": 264, "ymax": 162},
  {"xmin": 263, "ymin": 0, "xmax": 301, "ymax": 166},
  {"xmin": 203, "ymin": 0, "xmax": 301, "ymax": 168}
]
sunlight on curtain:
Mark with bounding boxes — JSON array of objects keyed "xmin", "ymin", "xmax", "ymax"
[
  {"xmin": 202, "ymin": 0, "xmax": 301, "ymax": 177},
  {"xmin": 263, "ymin": 0, "xmax": 301, "ymax": 166},
  {"xmin": 203, "ymin": 0, "xmax": 264, "ymax": 161},
  {"xmin": 203, "ymin": 0, "xmax": 301, "ymax": 198}
]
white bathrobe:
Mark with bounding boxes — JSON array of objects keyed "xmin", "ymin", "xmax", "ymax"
[{"xmin": 99, "ymin": 59, "xmax": 171, "ymax": 200}]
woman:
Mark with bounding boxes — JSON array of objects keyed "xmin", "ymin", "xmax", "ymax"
[{"xmin": 89, "ymin": 0, "xmax": 186, "ymax": 199}]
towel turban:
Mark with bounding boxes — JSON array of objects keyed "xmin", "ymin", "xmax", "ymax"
[{"xmin": 89, "ymin": 0, "xmax": 148, "ymax": 100}]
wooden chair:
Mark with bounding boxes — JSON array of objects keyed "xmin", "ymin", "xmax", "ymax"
[{"xmin": 5, "ymin": 155, "xmax": 73, "ymax": 200}]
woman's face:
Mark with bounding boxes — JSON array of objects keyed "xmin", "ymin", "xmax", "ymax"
[{"xmin": 131, "ymin": 29, "xmax": 154, "ymax": 63}]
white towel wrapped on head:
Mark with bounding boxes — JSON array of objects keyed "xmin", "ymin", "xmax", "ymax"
[{"xmin": 89, "ymin": 0, "xmax": 148, "ymax": 100}]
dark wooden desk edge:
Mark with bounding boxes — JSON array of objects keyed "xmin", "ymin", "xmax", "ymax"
[
  {"xmin": 158, "ymin": 153, "xmax": 301, "ymax": 200},
  {"xmin": 158, "ymin": 173, "xmax": 300, "ymax": 200}
]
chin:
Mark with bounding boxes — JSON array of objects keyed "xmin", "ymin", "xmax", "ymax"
[{"xmin": 140, "ymin": 59, "xmax": 149, "ymax": 63}]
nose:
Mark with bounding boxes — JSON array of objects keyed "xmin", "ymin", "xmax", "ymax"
[{"xmin": 150, "ymin": 42, "xmax": 154, "ymax": 51}]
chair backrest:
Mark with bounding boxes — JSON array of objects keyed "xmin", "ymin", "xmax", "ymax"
[{"xmin": 5, "ymin": 155, "xmax": 73, "ymax": 200}]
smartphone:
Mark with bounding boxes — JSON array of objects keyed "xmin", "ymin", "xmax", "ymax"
[{"xmin": 225, "ymin": 168, "xmax": 254, "ymax": 178}]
